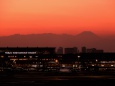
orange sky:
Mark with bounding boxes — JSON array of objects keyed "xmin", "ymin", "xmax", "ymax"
[{"xmin": 0, "ymin": 0, "xmax": 115, "ymax": 36}]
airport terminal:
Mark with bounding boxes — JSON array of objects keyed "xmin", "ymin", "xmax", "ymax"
[{"xmin": 0, "ymin": 47, "xmax": 115, "ymax": 72}]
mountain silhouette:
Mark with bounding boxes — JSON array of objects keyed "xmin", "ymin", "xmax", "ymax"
[
  {"xmin": 0, "ymin": 31, "xmax": 115, "ymax": 52},
  {"xmin": 77, "ymin": 31, "xmax": 98, "ymax": 37},
  {"xmin": 76, "ymin": 31, "xmax": 100, "ymax": 42}
]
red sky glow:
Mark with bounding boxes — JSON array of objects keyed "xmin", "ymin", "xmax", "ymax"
[{"xmin": 0, "ymin": 0, "xmax": 115, "ymax": 36}]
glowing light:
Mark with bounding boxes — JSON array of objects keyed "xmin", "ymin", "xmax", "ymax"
[
  {"xmin": 111, "ymin": 65, "xmax": 114, "ymax": 67},
  {"xmin": 101, "ymin": 65, "xmax": 104, "ymax": 67},
  {"xmin": 62, "ymin": 64, "xmax": 65, "ymax": 67},
  {"xmin": 73, "ymin": 65, "xmax": 75, "ymax": 67},
  {"xmin": 92, "ymin": 64, "xmax": 94, "ymax": 66},
  {"xmin": 96, "ymin": 59, "xmax": 98, "ymax": 62},
  {"xmin": 1, "ymin": 56, "xmax": 4, "ymax": 58},
  {"xmin": 78, "ymin": 56, "xmax": 80, "ymax": 58},
  {"xmin": 55, "ymin": 59, "xmax": 58, "ymax": 63}
]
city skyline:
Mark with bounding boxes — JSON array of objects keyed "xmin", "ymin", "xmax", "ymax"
[
  {"xmin": 0, "ymin": 0, "xmax": 115, "ymax": 36},
  {"xmin": 0, "ymin": 46, "xmax": 115, "ymax": 85}
]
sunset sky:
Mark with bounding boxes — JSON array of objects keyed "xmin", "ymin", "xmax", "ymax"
[{"xmin": 0, "ymin": 0, "xmax": 115, "ymax": 36}]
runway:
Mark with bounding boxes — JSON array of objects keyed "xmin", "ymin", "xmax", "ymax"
[{"xmin": 0, "ymin": 72, "xmax": 115, "ymax": 86}]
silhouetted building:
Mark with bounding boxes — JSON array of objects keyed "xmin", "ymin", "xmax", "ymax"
[
  {"xmin": 81, "ymin": 47, "xmax": 87, "ymax": 53},
  {"xmin": 87, "ymin": 48, "xmax": 103, "ymax": 53},
  {"xmin": 0, "ymin": 47, "xmax": 56, "ymax": 54},
  {"xmin": 1, "ymin": 47, "xmax": 113, "ymax": 73},
  {"xmin": 65, "ymin": 47, "xmax": 78, "ymax": 54},
  {"xmin": 87, "ymin": 48, "xmax": 96, "ymax": 53},
  {"xmin": 57, "ymin": 47, "xmax": 63, "ymax": 54}
]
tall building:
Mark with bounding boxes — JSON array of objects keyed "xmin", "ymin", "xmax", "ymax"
[
  {"xmin": 57, "ymin": 47, "xmax": 63, "ymax": 54},
  {"xmin": 73, "ymin": 47, "xmax": 78, "ymax": 54},
  {"xmin": 81, "ymin": 46, "xmax": 87, "ymax": 53}
]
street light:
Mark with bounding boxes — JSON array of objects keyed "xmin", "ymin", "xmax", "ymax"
[
  {"xmin": 96, "ymin": 59, "xmax": 98, "ymax": 66},
  {"xmin": 78, "ymin": 56, "xmax": 80, "ymax": 69},
  {"xmin": 78, "ymin": 56, "xmax": 80, "ymax": 58},
  {"xmin": 96, "ymin": 59, "xmax": 98, "ymax": 62}
]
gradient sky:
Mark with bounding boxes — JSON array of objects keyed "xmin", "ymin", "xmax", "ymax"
[{"xmin": 0, "ymin": 0, "xmax": 115, "ymax": 36}]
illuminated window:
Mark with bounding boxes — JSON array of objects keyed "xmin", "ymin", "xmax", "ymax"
[
  {"xmin": 75, "ymin": 65, "xmax": 77, "ymax": 67},
  {"xmin": 62, "ymin": 64, "xmax": 65, "ymax": 67},
  {"xmin": 73, "ymin": 65, "xmax": 75, "ymax": 67},
  {"xmin": 31, "ymin": 65, "xmax": 37, "ymax": 68},
  {"xmin": 55, "ymin": 59, "xmax": 58, "ymax": 63},
  {"xmin": 35, "ymin": 56, "xmax": 38, "ymax": 57},
  {"xmin": 92, "ymin": 64, "xmax": 94, "ymax": 66},
  {"xmin": 1, "ymin": 56, "xmax": 4, "ymax": 58},
  {"xmin": 13, "ymin": 60, "xmax": 16, "ymax": 63},
  {"xmin": 101, "ymin": 65, "xmax": 104, "ymax": 67},
  {"xmin": 111, "ymin": 65, "xmax": 114, "ymax": 67},
  {"xmin": 29, "ymin": 56, "xmax": 32, "ymax": 58},
  {"xmin": 39, "ymin": 65, "xmax": 43, "ymax": 67}
]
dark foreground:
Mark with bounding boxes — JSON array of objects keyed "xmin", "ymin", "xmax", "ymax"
[{"xmin": 0, "ymin": 72, "xmax": 115, "ymax": 86}]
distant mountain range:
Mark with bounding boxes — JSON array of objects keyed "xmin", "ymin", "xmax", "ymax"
[{"xmin": 0, "ymin": 31, "xmax": 115, "ymax": 52}]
